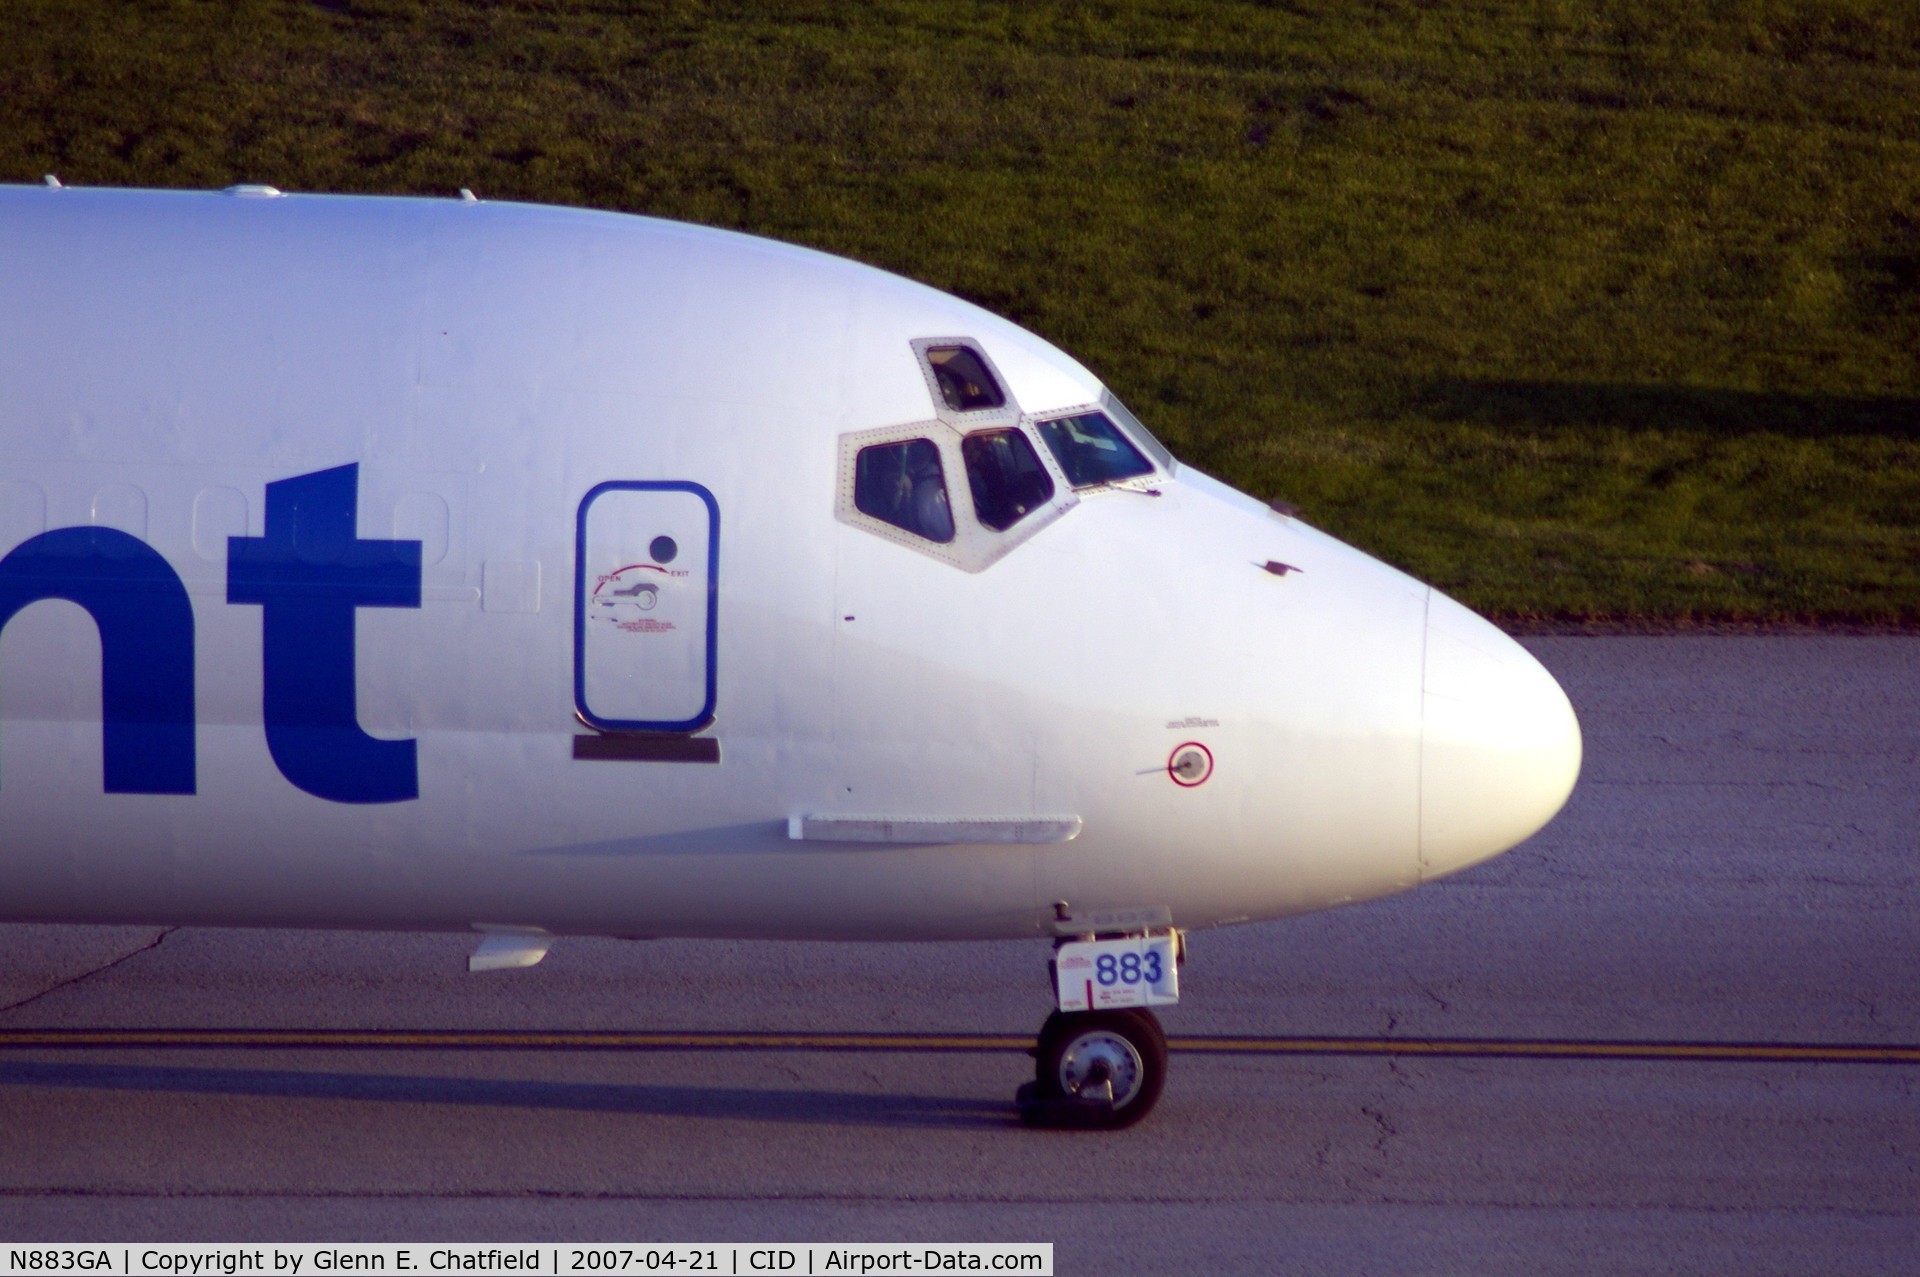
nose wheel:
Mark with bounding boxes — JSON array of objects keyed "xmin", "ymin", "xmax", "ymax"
[{"xmin": 1017, "ymin": 1007, "xmax": 1167, "ymax": 1129}]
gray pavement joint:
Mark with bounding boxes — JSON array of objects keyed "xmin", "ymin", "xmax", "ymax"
[{"xmin": 0, "ymin": 928, "xmax": 174, "ymax": 1019}]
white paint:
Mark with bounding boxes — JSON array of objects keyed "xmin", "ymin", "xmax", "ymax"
[
  {"xmin": 0, "ymin": 184, "xmax": 1581, "ymax": 946},
  {"xmin": 482, "ymin": 560, "xmax": 541, "ymax": 614},
  {"xmin": 0, "ymin": 480, "xmax": 46, "ymax": 550},
  {"xmin": 393, "ymin": 491, "xmax": 450, "ymax": 566},
  {"xmin": 89, "ymin": 483, "xmax": 147, "ymax": 539},
  {"xmin": 191, "ymin": 485, "xmax": 248, "ymax": 561}
]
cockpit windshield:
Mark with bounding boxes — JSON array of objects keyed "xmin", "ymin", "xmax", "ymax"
[
  {"xmin": 1099, "ymin": 391, "xmax": 1177, "ymax": 473},
  {"xmin": 925, "ymin": 346, "xmax": 1006, "ymax": 412},
  {"xmin": 962, "ymin": 429, "xmax": 1055, "ymax": 531},
  {"xmin": 855, "ymin": 438, "xmax": 955, "ymax": 543},
  {"xmin": 1034, "ymin": 411, "xmax": 1154, "ymax": 488}
]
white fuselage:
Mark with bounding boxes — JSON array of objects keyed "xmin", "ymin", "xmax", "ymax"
[{"xmin": 0, "ymin": 186, "xmax": 1581, "ymax": 941}]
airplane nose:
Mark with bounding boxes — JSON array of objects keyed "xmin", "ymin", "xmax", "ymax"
[{"xmin": 1419, "ymin": 589, "xmax": 1582, "ymax": 881}]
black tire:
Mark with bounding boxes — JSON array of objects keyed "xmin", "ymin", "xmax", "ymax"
[{"xmin": 1033, "ymin": 1007, "xmax": 1167, "ymax": 1128}]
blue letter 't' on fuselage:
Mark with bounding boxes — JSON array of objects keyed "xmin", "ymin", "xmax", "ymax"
[
  {"xmin": 227, "ymin": 464, "xmax": 423, "ymax": 804},
  {"xmin": 0, "ymin": 527, "xmax": 197, "ymax": 794}
]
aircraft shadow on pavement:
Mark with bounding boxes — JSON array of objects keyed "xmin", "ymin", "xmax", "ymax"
[{"xmin": 0, "ymin": 1060, "xmax": 1013, "ymax": 1131}]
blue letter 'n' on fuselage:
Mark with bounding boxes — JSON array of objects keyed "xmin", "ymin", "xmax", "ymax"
[
  {"xmin": 227, "ymin": 463, "xmax": 423, "ymax": 804},
  {"xmin": 0, "ymin": 527, "xmax": 196, "ymax": 794}
]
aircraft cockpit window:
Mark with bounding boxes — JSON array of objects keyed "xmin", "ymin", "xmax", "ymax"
[
  {"xmin": 962, "ymin": 429, "xmax": 1056, "ymax": 532},
  {"xmin": 840, "ymin": 346, "xmax": 1074, "ymax": 571},
  {"xmin": 925, "ymin": 346, "xmax": 1005, "ymax": 413},
  {"xmin": 1035, "ymin": 411, "xmax": 1154, "ymax": 488},
  {"xmin": 854, "ymin": 438, "xmax": 955, "ymax": 543},
  {"xmin": 1099, "ymin": 390, "xmax": 1177, "ymax": 472}
]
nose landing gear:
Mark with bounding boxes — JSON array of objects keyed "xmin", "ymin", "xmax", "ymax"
[
  {"xmin": 1016, "ymin": 922, "xmax": 1180, "ymax": 1129},
  {"xmin": 1017, "ymin": 1007, "xmax": 1167, "ymax": 1129}
]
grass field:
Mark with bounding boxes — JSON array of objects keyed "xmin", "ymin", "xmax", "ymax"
[{"xmin": 3, "ymin": 0, "xmax": 1916, "ymax": 623}]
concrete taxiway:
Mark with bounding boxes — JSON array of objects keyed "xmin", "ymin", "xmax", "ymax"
[{"xmin": 0, "ymin": 637, "xmax": 1915, "ymax": 1274}]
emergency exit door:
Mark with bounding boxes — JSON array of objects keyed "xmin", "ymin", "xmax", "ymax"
[{"xmin": 574, "ymin": 481, "xmax": 719, "ymax": 732}]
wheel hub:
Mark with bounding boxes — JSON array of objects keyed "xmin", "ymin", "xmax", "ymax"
[{"xmin": 1058, "ymin": 1029, "xmax": 1145, "ymax": 1107}]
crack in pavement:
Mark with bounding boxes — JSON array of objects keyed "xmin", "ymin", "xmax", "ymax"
[{"xmin": 0, "ymin": 928, "xmax": 175, "ymax": 1018}]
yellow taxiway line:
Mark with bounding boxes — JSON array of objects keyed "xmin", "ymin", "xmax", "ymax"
[{"xmin": 0, "ymin": 1029, "xmax": 1915, "ymax": 1064}]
